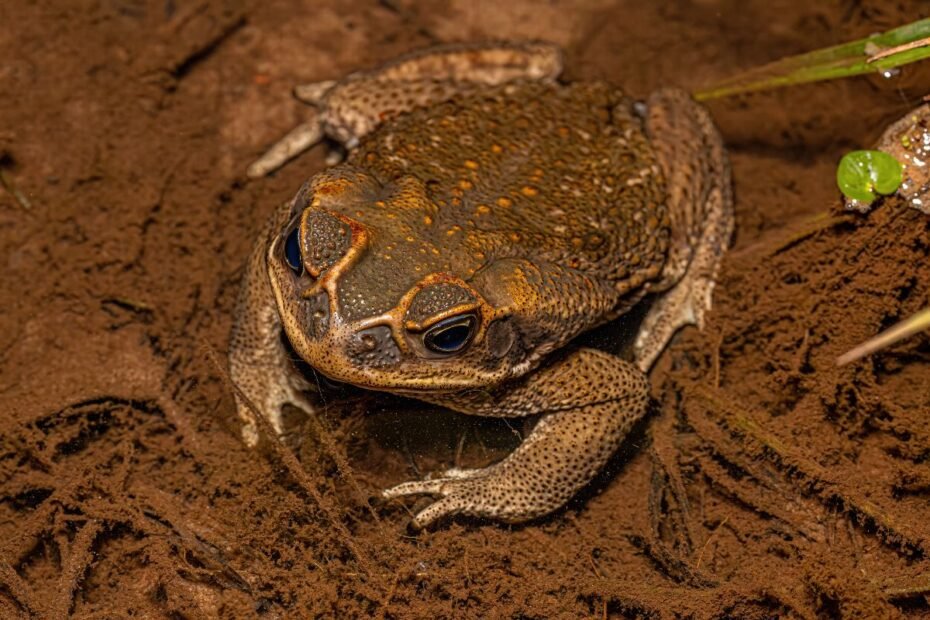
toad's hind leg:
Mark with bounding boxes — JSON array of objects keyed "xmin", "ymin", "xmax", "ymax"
[
  {"xmin": 248, "ymin": 42, "xmax": 564, "ymax": 177},
  {"xmin": 633, "ymin": 89, "xmax": 734, "ymax": 371}
]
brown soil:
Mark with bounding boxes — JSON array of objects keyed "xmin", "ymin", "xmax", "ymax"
[{"xmin": 2, "ymin": 1, "xmax": 930, "ymax": 618}]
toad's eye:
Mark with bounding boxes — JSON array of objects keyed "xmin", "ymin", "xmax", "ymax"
[
  {"xmin": 423, "ymin": 314, "xmax": 477, "ymax": 355},
  {"xmin": 284, "ymin": 228, "xmax": 302, "ymax": 274}
]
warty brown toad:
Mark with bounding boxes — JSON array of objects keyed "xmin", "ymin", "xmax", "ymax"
[{"xmin": 229, "ymin": 42, "xmax": 733, "ymax": 528}]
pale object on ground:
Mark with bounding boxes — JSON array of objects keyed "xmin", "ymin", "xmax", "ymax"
[{"xmin": 837, "ymin": 307, "xmax": 930, "ymax": 366}]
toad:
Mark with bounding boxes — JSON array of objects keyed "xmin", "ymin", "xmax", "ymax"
[{"xmin": 229, "ymin": 42, "xmax": 733, "ymax": 528}]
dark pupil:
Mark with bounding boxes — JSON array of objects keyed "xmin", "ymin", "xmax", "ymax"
[
  {"xmin": 425, "ymin": 317, "xmax": 474, "ymax": 353},
  {"xmin": 284, "ymin": 228, "xmax": 302, "ymax": 273}
]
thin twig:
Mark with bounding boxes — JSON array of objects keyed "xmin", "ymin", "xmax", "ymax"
[
  {"xmin": 866, "ymin": 35, "xmax": 930, "ymax": 63},
  {"xmin": 837, "ymin": 307, "xmax": 930, "ymax": 365},
  {"xmin": 694, "ymin": 516, "xmax": 728, "ymax": 571},
  {"xmin": 0, "ymin": 169, "xmax": 31, "ymax": 210}
]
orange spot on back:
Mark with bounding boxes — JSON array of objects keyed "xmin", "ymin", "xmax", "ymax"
[{"xmin": 314, "ymin": 178, "xmax": 351, "ymax": 196}]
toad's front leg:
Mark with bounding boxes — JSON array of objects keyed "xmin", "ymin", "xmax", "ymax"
[
  {"xmin": 229, "ymin": 201, "xmax": 314, "ymax": 445},
  {"xmin": 383, "ymin": 349, "xmax": 650, "ymax": 528}
]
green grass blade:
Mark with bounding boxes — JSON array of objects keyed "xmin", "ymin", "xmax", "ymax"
[{"xmin": 695, "ymin": 18, "xmax": 930, "ymax": 100}]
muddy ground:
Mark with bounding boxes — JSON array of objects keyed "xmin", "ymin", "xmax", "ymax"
[{"xmin": 2, "ymin": 0, "xmax": 930, "ymax": 618}]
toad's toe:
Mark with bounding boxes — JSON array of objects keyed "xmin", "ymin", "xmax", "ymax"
[{"xmin": 383, "ymin": 475, "xmax": 489, "ymax": 529}]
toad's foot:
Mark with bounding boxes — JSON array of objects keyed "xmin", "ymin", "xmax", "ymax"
[
  {"xmin": 235, "ymin": 377, "xmax": 313, "ymax": 447},
  {"xmin": 245, "ymin": 78, "xmax": 345, "ymax": 178},
  {"xmin": 246, "ymin": 117, "xmax": 323, "ymax": 179},
  {"xmin": 383, "ymin": 464, "xmax": 518, "ymax": 529},
  {"xmin": 382, "ymin": 349, "xmax": 650, "ymax": 528}
]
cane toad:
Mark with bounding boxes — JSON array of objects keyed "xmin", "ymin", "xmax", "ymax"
[{"xmin": 230, "ymin": 42, "xmax": 733, "ymax": 528}]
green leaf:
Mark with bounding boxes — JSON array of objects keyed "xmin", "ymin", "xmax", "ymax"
[
  {"xmin": 695, "ymin": 19, "xmax": 930, "ymax": 100},
  {"xmin": 836, "ymin": 150, "xmax": 903, "ymax": 203}
]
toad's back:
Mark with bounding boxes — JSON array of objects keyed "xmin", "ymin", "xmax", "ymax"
[{"xmin": 348, "ymin": 81, "xmax": 671, "ymax": 284}]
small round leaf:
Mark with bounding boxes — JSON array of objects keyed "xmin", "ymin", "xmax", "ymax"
[{"xmin": 836, "ymin": 150, "xmax": 903, "ymax": 203}]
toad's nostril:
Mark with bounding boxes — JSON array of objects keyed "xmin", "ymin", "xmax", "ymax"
[
  {"xmin": 349, "ymin": 326, "xmax": 400, "ymax": 367},
  {"xmin": 305, "ymin": 292, "xmax": 330, "ymax": 338}
]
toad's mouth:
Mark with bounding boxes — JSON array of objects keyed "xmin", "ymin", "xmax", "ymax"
[
  {"xmin": 279, "ymin": 327, "xmax": 478, "ymax": 396},
  {"xmin": 279, "ymin": 330, "xmax": 344, "ymax": 390}
]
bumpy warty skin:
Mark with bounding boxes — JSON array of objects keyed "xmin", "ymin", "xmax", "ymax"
[{"xmin": 347, "ymin": 81, "xmax": 670, "ymax": 319}]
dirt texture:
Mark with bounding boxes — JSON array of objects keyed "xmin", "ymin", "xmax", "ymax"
[{"xmin": 2, "ymin": 1, "xmax": 930, "ymax": 618}]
